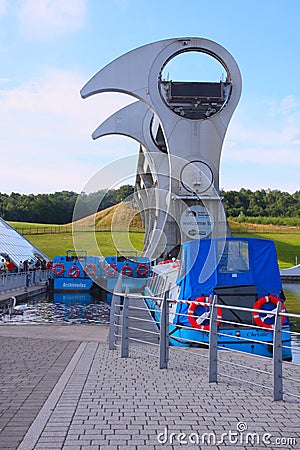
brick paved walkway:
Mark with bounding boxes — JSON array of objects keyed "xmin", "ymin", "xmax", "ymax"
[
  {"xmin": 0, "ymin": 325, "xmax": 299, "ymax": 450},
  {"xmin": 0, "ymin": 335, "xmax": 79, "ymax": 450}
]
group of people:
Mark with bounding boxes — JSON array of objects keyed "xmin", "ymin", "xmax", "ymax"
[
  {"xmin": 0, "ymin": 257, "xmax": 52, "ymax": 274},
  {"xmin": 19, "ymin": 258, "xmax": 52, "ymax": 272},
  {"xmin": 0, "ymin": 258, "xmax": 16, "ymax": 273}
]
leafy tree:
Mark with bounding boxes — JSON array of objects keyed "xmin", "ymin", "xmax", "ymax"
[
  {"xmin": 115, "ymin": 185, "xmax": 134, "ymax": 203},
  {"xmin": 0, "ymin": 186, "xmax": 299, "ymax": 224}
]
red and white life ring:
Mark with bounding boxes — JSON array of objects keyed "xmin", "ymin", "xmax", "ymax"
[
  {"xmin": 106, "ymin": 264, "xmax": 117, "ymax": 276},
  {"xmin": 172, "ymin": 260, "xmax": 180, "ymax": 269},
  {"xmin": 188, "ymin": 296, "xmax": 222, "ymax": 330},
  {"xmin": 84, "ymin": 263, "xmax": 96, "ymax": 276},
  {"xmin": 252, "ymin": 295, "xmax": 286, "ymax": 329},
  {"xmin": 52, "ymin": 263, "xmax": 65, "ymax": 275},
  {"xmin": 136, "ymin": 263, "xmax": 149, "ymax": 276},
  {"xmin": 68, "ymin": 266, "xmax": 81, "ymax": 278},
  {"xmin": 121, "ymin": 265, "xmax": 133, "ymax": 277}
]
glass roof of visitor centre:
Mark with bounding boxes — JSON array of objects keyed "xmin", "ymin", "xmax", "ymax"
[{"xmin": 0, "ymin": 217, "xmax": 49, "ymax": 266}]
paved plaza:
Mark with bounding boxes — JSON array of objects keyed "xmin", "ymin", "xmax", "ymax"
[{"xmin": 0, "ymin": 324, "xmax": 299, "ymax": 450}]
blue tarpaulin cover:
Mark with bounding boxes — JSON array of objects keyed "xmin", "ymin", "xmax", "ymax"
[{"xmin": 174, "ymin": 238, "xmax": 283, "ymax": 325}]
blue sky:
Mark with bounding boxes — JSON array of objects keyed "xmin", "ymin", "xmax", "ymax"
[{"xmin": 0, "ymin": 0, "xmax": 299, "ymax": 194}]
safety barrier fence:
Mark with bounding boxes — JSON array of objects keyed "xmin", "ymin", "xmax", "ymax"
[
  {"xmin": 0, "ymin": 270, "xmax": 50, "ymax": 294},
  {"xmin": 109, "ymin": 291, "xmax": 300, "ymax": 401},
  {"xmin": 16, "ymin": 227, "xmax": 145, "ymax": 235}
]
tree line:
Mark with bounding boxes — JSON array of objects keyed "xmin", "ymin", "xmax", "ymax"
[
  {"xmin": 0, "ymin": 187, "xmax": 299, "ymax": 224},
  {"xmin": 221, "ymin": 188, "xmax": 300, "ymax": 218},
  {"xmin": 0, "ymin": 185, "xmax": 134, "ymax": 224}
]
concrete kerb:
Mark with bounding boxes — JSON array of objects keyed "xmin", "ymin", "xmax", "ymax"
[{"xmin": 17, "ymin": 343, "xmax": 88, "ymax": 450}]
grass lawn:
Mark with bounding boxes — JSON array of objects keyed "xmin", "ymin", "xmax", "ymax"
[
  {"xmin": 26, "ymin": 228, "xmax": 300, "ymax": 269},
  {"xmin": 232, "ymin": 231, "xmax": 300, "ymax": 268},
  {"xmin": 283, "ymin": 287, "xmax": 300, "ymax": 330},
  {"xmin": 27, "ymin": 231, "xmax": 145, "ymax": 260},
  {"xmin": 13, "ymin": 216, "xmax": 300, "ymax": 269}
]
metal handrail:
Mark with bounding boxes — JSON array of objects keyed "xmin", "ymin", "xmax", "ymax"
[
  {"xmin": 109, "ymin": 290, "xmax": 300, "ymax": 401},
  {"xmin": 0, "ymin": 270, "xmax": 50, "ymax": 294}
]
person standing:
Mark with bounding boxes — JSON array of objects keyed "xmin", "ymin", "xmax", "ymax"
[
  {"xmin": 0, "ymin": 259, "xmax": 5, "ymax": 273},
  {"xmin": 7, "ymin": 260, "xmax": 15, "ymax": 272}
]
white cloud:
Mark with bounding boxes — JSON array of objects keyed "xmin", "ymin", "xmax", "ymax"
[
  {"xmin": 0, "ymin": 68, "xmax": 134, "ymax": 132},
  {"xmin": 114, "ymin": 0, "xmax": 130, "ymax": 9},
  {"xmin": 15, "ymin": 0, "xmax": 87, "ymax": 40},
  {"xmin": 1, "ymin": 70, "xmax": 80, "ymax": 114},
  {"xmin": 0, "ymin": 0, "xmax": 7, "ymax": 17},
  {"xmin": 0, "ymin": 69, "xmax": 137, "ymax": 193},
  {"xmin": 224, "ymin": 95, "xmax": 300, "ymax": 167},
  {"xmin": 270, "ymin": 95, "xmax": 299, "ymax": 116}
]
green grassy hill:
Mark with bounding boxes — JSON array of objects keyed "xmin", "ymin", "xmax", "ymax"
[{"xmin": 9, "ymin": 202, "xmax": 144, "ymax": 260}]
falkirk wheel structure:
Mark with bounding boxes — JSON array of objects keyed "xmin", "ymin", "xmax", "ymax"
[{"xmin": 81, "ymin": 37, "xmax": 242, "ymax": 260}]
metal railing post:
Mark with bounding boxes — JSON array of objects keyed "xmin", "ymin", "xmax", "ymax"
[
  {"xmin": 109, "ymin": 275, "xmax": 123, "ymax": 350},
  {"xmin": 273, "ymin": 301, "xmax": 283, "ymax": 401},
  {"xmin": 159, "ymin": 291, "xmax": 169, "ymax": 369},
  {"xmin": 121, "ymin": 288, "xmax": 129, "ymax": 358},
  {"xmin": 109, "ymin": 293, "xmax": 119, "ymax": 350},
  {"xmin": 208, "ymin": 295, "xmax": 218, "ymax": 383}
]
